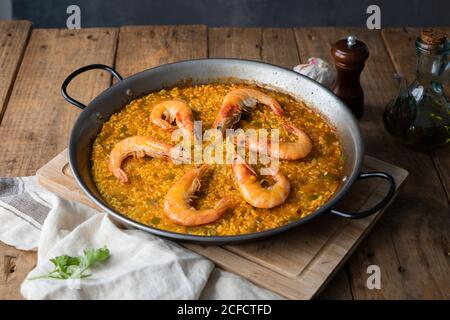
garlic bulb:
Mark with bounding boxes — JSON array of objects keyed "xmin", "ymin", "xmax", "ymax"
[{"xmin": 293, "ymin": 57, "xmax": 336, "ymax": 89}]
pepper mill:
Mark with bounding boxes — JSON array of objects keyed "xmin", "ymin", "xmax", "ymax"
[{"xmin": 331, "ymin": 36, "xmax": 369, "ymax": 118}]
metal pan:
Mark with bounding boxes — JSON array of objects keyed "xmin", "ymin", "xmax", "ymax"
[{"xmin": 61, "ymin": 59, "xmax": 395, "ymax": 244}]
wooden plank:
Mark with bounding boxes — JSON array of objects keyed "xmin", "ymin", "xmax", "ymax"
[
  {"xmin": 0, "ymin": 20, "xmax": 33, "ymax": 300},
  {"xmin": 0, "ymin": 27, "xmax": 118, "ymax": 300},
  {"xmin": 0, "ymin": 242, "xmax": 35, "ymax": 300},
  {"xmin": 316, "ymin": 268, "xmax": 353, "ymax": 300},
  {"xmin": 294, "ymin": 27, "xmax": 450, "ymax": 299},
  {"xmin": 381, "ymin": 27, "xmax": 450, "ymax": 202},
  {"xmin": 116, "ymin": 25, "xmax": 207, "ymax": 77},
  {"xmin": 208, "ymin": 27, "xmax": 262, "ymax": 60},
  {"xmin": 0, "ymin": 20, "xmax": 31, "ymax": 123},
  {"xmin": 261, "ymin": 28, "xmax": 301, "ymax": 68},
  {"xmin": 0, "ymin": 28, "xmax": 118, "ymax": 177}
]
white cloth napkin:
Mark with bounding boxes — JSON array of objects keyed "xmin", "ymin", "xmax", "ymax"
[{"xmin": 0, "ymin": 177, "xmax": 283, "ymax": 300}]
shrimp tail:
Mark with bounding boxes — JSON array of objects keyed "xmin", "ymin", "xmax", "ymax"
[
  {"xmin": 189, "ymin": 165, "xmax": 209, "ymax": 193},
  {"xmin": 243, "ymin": 162, "xmax": 257, "ymax": 176},
  {"xmin": 267, "ymin": 100, "xmax": 284, "ymax": 116},
  {"xmin": 112, "ymin": 168, "xmax": 129, "ymax": 183},
  {"xmin": 232, "ymin": 154, "xmax": 257, "ymax": 175},
  {"xmin": 196, "ymin": 164, "xmax": 209, "ymax": 177},
  {"xmin": 152, "ymin": 118, "xmax": 173, "ymax": 130},
  {"xmin": 214, "ymin": 197, "xmax": 233, "ymax": 213}
]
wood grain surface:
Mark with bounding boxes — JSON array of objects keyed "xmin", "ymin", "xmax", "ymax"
[
  {"xmin": 0, "ymin": 22, "xmax": 448, "ymax": 299},
  {"xmin": 116, "ymin": 25, "xmax": 207, "ymax": 77},
  {"xmin": 209, "ymin": 27, "xmax": 262, "ymax": 60},
  {"xmin": 0, "ymin": 20, "xmax": 31, "ymax": 123},
  {"xmin": 0, "ymin": 28, "xmax": 118, "ymax": 176}
]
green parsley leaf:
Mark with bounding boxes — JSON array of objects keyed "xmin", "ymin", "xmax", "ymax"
[
  {"xmin": 28, "ymin": 246, "xmax": 110, "ymax": 281},
  {"xmin": 79, "ymin": 246, "xmax": 110, "ymax": 270}
]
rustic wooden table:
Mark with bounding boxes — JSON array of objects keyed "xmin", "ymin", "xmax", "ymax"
[{"xmin": 0, "ymin": 21, "xmax": 448, "ymax": 299}]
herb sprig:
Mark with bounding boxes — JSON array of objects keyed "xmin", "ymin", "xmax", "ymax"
[{"xmin": 28, "ymin": 246, "xmax": 110, "ymax": 280}]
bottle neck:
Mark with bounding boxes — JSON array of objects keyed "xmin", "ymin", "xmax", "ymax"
[{"xmin": 415, "ymin": 51, "xmax": 445, "ymax": 84}]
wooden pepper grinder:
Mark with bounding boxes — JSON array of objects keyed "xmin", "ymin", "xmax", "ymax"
[{"xmin": 331, "ymin": 36, "xmax": 369, "ymax": 118}]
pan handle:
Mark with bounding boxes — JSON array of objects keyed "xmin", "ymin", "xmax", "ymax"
[
  {"xmin": 61, "ymin": 64, "xmax": 123, "ymax": 110},
  {"xmin": 329, "ymin": 172, "xmax": 396, "ymax": 219}
]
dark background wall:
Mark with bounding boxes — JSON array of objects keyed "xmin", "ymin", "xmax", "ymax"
[{"xmin": 7, "ymin": 0, "xmax": 450, "ymax": 28}]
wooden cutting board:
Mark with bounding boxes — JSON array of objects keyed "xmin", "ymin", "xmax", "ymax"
[{"xmin": 36, "ymin": 150, "xmax": 408, "ymax": 299}]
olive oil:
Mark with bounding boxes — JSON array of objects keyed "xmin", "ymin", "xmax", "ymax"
[{"xmin": 383, "ymin": 29, "xmax": 449, "ymax": 150}]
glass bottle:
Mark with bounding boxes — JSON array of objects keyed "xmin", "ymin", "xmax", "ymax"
[{"xmin": 383, "ymin": 29, "xmax": 449, "ymax": 149}]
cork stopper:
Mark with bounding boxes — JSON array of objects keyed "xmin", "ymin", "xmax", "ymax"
[{"xmin": 420, "ymin": 28, "xmax": 446, "ymax": 45}]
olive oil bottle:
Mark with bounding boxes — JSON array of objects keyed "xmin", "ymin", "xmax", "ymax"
[{"xmin": 383, "ymin": 29, "xmax": 449, "ymax": 149}]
